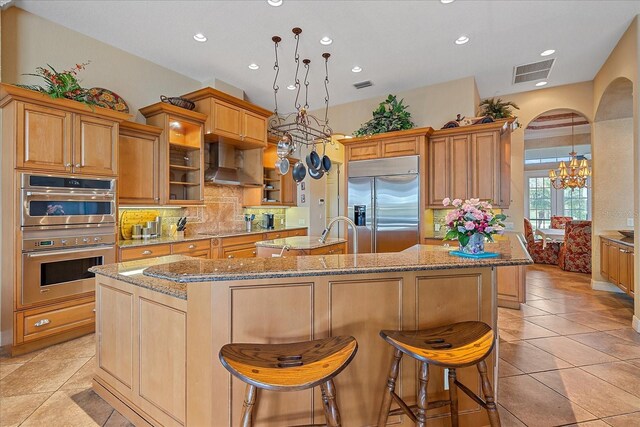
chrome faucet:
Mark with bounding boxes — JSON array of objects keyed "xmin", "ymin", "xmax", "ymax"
[{"xmin": 319, "ymin": 216, "xmax": 358, "ymax": 254}]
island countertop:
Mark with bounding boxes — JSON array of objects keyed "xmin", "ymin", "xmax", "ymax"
[
  {"xmin": 140, "ymin": 233, "xmax": 531, "ymax": 283},
  {"xmin": 255, "ymin": 236, "xmax": 347, "ymax": 250}
]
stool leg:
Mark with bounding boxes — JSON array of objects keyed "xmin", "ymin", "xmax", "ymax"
[
  {"xmin": 320, "ymin": 379, "xmax": 341, "ymax": 427},
  {"xmin": 477, "ymin": 360, "xmax": 501, "ymax": 427},
  {"xmin": 416, "ymin": 362, "xmax": 429, "ymax": 427},
  {"xmin": 240, "ymin": 384, "xmax": 257, "ymax": 427},
  {"xmin": 377, "ymin": 348, "xmax": 403, "ymax": 427},
  {"xmin": 448, "ymin": 368, "xmax": 459, "ymax": 427}
]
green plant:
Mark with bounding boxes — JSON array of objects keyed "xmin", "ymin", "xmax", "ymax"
[
  {"xmin": 353, "ymin": 94, "xmax": 414, "ymax": 137},
  {"xmin": 477, "ymin": 97, "xmax": 519, "ymax": 119},
  {"xmin": 17, "ymin": 62, "xmax": 97, "ymax": 107}
]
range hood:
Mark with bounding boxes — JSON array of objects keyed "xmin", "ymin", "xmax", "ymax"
[{"xmin": 204, "ymin": 141, "xmax": 261, "ymax": 187}]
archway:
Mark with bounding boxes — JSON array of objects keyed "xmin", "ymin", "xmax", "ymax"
[{"xmin": 523, "ymin": 109, "xmax": 592, "ymax": 230}]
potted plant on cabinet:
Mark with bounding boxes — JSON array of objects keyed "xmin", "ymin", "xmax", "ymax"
[{"xmin": 353, "ymin": 94, "xmax": 414, "ymax": 137}]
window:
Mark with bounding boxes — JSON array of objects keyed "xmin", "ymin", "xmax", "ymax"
[{"xmin": 524, "ymin": 171, "xmax": 591, "ymax": 229}]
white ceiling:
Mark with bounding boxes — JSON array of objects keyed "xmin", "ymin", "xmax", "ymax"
[{"xmin": 12, "ymin": 0, "xmax": 640, "ymax": 112}]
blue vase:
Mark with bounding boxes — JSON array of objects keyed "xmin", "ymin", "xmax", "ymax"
[{"xmin": 460, "ymin": 233, "xmax": 485, "ymax": 254}]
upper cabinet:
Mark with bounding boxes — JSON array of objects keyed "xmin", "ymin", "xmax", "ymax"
[
  {"xmin": 1, "ymin": 84, "xmax": 129, "ymax": 176},
  {"xmin": 339, "ymin": 128, "xmax": 432, "ymax": 162},
  {"xmin": 181, "ymin": 87, "xmax": 272, "ymax": 149},
  {"xmin": 140, "ymin": 102, "xmax": 207, "ymax": 205},
  {"xmin": 426, "ymin": 119, "xmax": 514, "ymax": 208}
]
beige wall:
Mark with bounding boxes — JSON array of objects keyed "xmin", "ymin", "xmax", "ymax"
[{"xmin": 1, "ymin": 7, "xmax": 201, "ymax": 122}]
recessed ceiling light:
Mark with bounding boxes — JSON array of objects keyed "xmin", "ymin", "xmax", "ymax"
[
  {"xmin": 248, "ymin": 63, "xmax": 260, "ymax": 70},
  {"xmin": 320, "ymin": 36, "xmax": 333, "ymax": 46},
  {"xmin": 267, "ymin": 0, "xmax": 283, "ymax": 6},
  {"xmin": 287, "ymin": 84, "xmax": 296, "ymax": 90},
  {"xmin": 193, "ymin": 33, "xmax": 207, "ymax": 42},
  {"xmin": 540, "ymin": 49, "xmax": 556, "ymax": 56},
  {"xmin": 351, "ymin": 66, "xmax": 362, "ymax": 73},
  {"xmin": 535, "ymin": 81, "xmax": 548, "ymax": 87},
  {"xmin": 440, "ymin": 0, "xmax": 455, "ymax": 3},
  {"xmin": 455, "ymin": 35, "xmax": 469, "ymax": 45}
]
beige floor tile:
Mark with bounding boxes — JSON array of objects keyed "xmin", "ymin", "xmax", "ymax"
[
  {"xmin": 498, "ymin": 307, "xmax": 523, "ymax": 319},
  {"xmin": 0, "ymin": 392, "xmax": 51, "ymax": 427},
  {"xmin": 532, "ymin": 368, "xmax": 640, "ymax": 418},
  {"xmin": 498, "ymin": 375, "xmax": 596, "ymax": 426},
  {"xmin": 566, "ymin": 421, "xmax": 610, "ymax": 427},
  {"xmin": 103, "ymin": 410, "xmax": 135, "ymax": 427},
  {"xmin": 527, "ymin": 285, "xmax": 572, "ymax": 299},
  {"xmin": 569, "ymin": 332, "xmax": 640, "ymax": 360},
  {"xmin": 519, "ymin": 304, "xmax": 551, "ymax": 317},
  {"xmin": 603, "ymin": 411, "xmax": 640, "ymax": 426},
  {"xmin": 498, "ymin": 318, "xmax": 558, "ymax": 340},
  {"xmin": 558, "ymin": 312, "xmax": 628, "ymax": 331},
  {"xmin": 30, "ymin": 334, "xmax": 95, "ymax": 362},
  {"xmin": 606, "ymin": 328, "xmax": 640, "ymax": 345},
  {"xmin": 526, "ymin": 298, "xmax": 581, "ymax": 314},
  {"xmin": 498, "ymin": 341, "xmax": 572, "ymax": 373},
  {"xmin": 498, "ymin": 359, "xmax": 524, "ymax": 377},
  {"xmin": 528, "ymin": 336, "xmax": 618, "ymax": 366},
  {"xmin": 0, "ymin": 350, "xmax": 42, "ymax": 365},
  {"xmin": 61, "ymin": 357, "xmax": 95, "ymax": 390},
  {"xmin": 0, "ymin": 363, "xmax": 22, "ymax": 380},
  {"xmin": 596, "ymin": 308, "xmax": 635, "ymax": 323},
  {"xmin": 0, "ymin": 358, "xmax": 89, "ymax": 397},
  {"xmin": 498, "ymin": 329, "xmax": 522, "ymax": 342},
  {"xmin": 582, "ymin": 362, "xmax": 640, "ymax": 398},
  {"xmin": 526, "ymin": 314, "xmax": 597, "ymax": 335},
  {"xmin": 497, "ymin": 404, "xmax": 526, "ymax": 427},
  {"xmin": 21, "ymin": 389, "xmax": 113, "ymax": 427}
]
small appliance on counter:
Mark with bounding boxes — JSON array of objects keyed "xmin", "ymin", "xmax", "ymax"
[{"xmin": 262, "ymin": 213, "xmax": 275, "ymax": 230}]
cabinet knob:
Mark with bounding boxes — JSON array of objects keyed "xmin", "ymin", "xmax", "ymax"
[
  {"xmin": 75, "ymin": 163, "xmax": 82, "ymax": 168},
  {"xmin": 252, "ymin": 251, "xmax": 256, "ymax": 255},
  {"xmin": 142, "ymin": 250, "xmax": 152, "ymax": 255},
  {"xmin": 65, "ymin": 163, "xmax": 71, "ymax": 167},
  {"xmin": 188, "ymin": 244, "xmax": 196, "ymax": 249},
  {"xmin": 228, "ymin": 255, "xmax": 234, "ymax": 259},
  {"xmin": 34, "ymin": 319, "xmax": 50, "ymax": 327}
]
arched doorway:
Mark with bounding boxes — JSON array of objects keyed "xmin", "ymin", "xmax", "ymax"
[{"xmin": 523, "ymin": 109, "xmax": 592, "ymax": 229}]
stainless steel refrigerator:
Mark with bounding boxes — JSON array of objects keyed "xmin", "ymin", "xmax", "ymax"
[{"xmin": 347, "ymin": 156, "xmax": 420, "ymax": 253}]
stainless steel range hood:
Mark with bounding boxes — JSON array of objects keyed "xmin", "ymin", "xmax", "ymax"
[{"xmin": 204, "ymin": 141, "xmax": 262, "ymax": 187}]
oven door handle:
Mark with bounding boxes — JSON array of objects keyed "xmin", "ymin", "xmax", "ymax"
[
  {"xmin": 25, "ymin": 245, "xmax": 114, "ymax": 258},
  {"xmin": 25, "ymin": 192, "xmax": 114, "ymax": 200}
]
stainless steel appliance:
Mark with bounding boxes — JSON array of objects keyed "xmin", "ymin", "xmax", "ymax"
[
  {"xmin": 20, "ymin": 172, "xmax": 117, "ymax": 305},
  {"xmin": 21, "ymin": 225, "xmax": 116, "ymax": 305},
  {"xmin": 347, "ymin": 156, "xmax": 420, "ymax": 253},
  {"xmin": 21, "ymin": 173, "xmax": 116, "ymax": 227},
  {"xmin": 262, "ymin": 213, "xmax": 275, "ymax": 230}
]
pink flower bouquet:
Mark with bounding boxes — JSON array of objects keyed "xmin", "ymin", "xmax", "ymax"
[{"xmin": 442, "ymin": 198, "xmax": 507, "ymax": 253}]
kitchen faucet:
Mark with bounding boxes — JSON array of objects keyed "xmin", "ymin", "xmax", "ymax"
[{"xmin": 319, "ymin": 216, "xmax": 358, "ymax": 255}]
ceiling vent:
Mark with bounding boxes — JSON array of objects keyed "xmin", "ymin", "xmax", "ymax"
[
  {"xmin": 353, "ymin": 80, "xmax": 373, "ymax": 89},
  {"xmin": 513, "ymin": 58, "xmax": 555, "ymax": 84}
]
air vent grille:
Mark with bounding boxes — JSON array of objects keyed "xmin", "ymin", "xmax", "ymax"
[
  {"xmin": 353, "ymin": 80, "xmax": 373, "ymax": 89},
  {"xmin": 513, "ymin": 59, "xmax": 555, "ymax": 84}
]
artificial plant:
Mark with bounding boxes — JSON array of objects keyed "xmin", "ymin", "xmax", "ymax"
[
  {"xmin": 477, "ymin": 97, "xmax": 519, "ymax": 119},
  {"xmin": 353, "ymin": 94, "xmax": 414, "ymax": 137}
]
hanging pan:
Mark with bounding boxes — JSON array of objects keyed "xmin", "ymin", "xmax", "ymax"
[
  {"xmin": 319, "ymin": 141, "xmax": 332, "ymax": 172},
  {"xmin": 292, "ymin": 144, "xmax": 307, "ymax": 182},
  {"xmin": 305, "ymin": 144, "xmax": 321, "ymax": 172},
  {"xmin": 309, "ymin": 166, "xmax": 324, "ymax": 180}
]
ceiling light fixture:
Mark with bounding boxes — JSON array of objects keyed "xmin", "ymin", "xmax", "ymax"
[
  {"xmin": 440, "ymin": 0, "xmax": 455, "ymax": 3},
  {"xmin": 455, "ymin": 35, "xmax": 469, "ymax": 45},
  {"xmin": 248, "ymin": 63, "xmax": 260, "ymax": 70},
  {"xmin": 320, "ymin": 36, "xmax": 333, "ymax": 45},
  {"xmin": 193, "ymin": 33, "xmax": 207, "ymax": 42},
  {"xmin": 287, "ymin": 84, "xmax": 296, "ymax": 90},
  {"xmin": 540, "ymin": 49, "xmax": 556, "ymax": 56},
  {"xmin": 548, "ymin": 114, "xmax": 591, "ymax": 190},
  {"xmin": 351, "ymin": 66, "xmax": 362, "ymax": 73},
  {"xmin": 267, "ymin": 0, "xmax": 283, "ymax": 6},
  {"xmin": 535, "ymin": 81, "xmax": 548, "ymax": 87}
]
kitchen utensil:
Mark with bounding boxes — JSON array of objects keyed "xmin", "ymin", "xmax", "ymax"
[
  {"xmin": 292, "ymin": 144, "xmax": 307, "ymax": 183},
  {"xmin": 305, "ymin": 145, "xmax": 321, "ymax": 172},
  {"xmin": 309, "ymin": 166, "xmax": 324, "ymax": 180},
  {"xmin": 146, "ymin": 220, "xmax": 158, "ymax": 237},
  {"xmin": 131, "ymin": 224, "xmax": 142, "ymax": 240},
  {"xmin": 155, "ymin": 216, "xmax": 163, "ymax": 237},
  {"xmin": 160, "ymin": 95, "xmax": 195, "ymax": 110},
  {"xmin": 177, "ymin": 217, "xmax": 187, "ymax": 232},
  {"xmin": 320, "ymin": 141, "xmax": 332, "ymax": 172},
  {"xmin": 262, "ymin": 213, "xmax": 275, "ymax": 230},
  {"xmin": 275, "ymin": 157, "xmax": 290, "ymax": 175}
]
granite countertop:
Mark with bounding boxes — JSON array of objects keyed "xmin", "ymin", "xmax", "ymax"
[
  {"xmin": 600, "ymin": 234, "xmax": 634, "ymax": 247},
  {"xmin": 117, "ymin": 226, "xmax": 308, "ymax": 248},
  {"xmin": 90, "ymin": 255, "xmax": 190, "ymax": 299},
  {"xmin": 141, "ymin": 233, "xmax": 532, "ymax": 283},
  {"xmin": 255, "ymin": 236, "xmax": 347, "ymax": 250}
]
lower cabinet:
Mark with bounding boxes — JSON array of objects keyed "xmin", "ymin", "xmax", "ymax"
[
  {"xmin": 601, "ymin": 237, "xmax": 634, "ymax": 296},
  {"xmin": 497, "ymin": 265, "xmax": 526, "ymax": 309},
  {"xmin": 118, "ymin": 239, "xmax": 211, "ymax": 262}
]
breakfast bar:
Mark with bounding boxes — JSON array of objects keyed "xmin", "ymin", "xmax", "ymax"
[{"xmin": 90, "ymin": 235, "xmax": 531, "ymax": 427}]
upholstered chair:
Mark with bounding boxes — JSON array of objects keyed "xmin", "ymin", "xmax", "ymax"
[
  {"xmin": 524, "ymin": 218, "xmax": 561, "ymax": 265},
  {"xmin": 551, "ymin": 216, "xmax": 573, "ymax": 229},
  {"xmin": 558, "ymin": 220, "xmax": 592, "ymax": 273}
]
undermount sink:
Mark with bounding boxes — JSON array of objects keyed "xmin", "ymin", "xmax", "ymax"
[{"xmin": 618, "ymin": 230, "xmax": 634, "ymax": 238}]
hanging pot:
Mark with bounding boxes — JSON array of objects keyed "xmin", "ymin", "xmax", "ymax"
[
  {"xmin": 305, "ymin": 145, "xmax": 321, "ymax": 172},
  {"xmin": 276, "ymin": 133, "xmax": 293, "ymax": 158},
  {"xmin": 309, "ymin": 166, "xmax": 324, "ymax": 180},
  {"xmin": 292, "ymin": 160, "xmax": 306, "ymax": 182},
  {"xmin": 319, "ymin": 141, "xmax": 332, "ymax": 172},
  {"xmin": 275, "ymin": 157, "xmax": 290, "ymax": 175}
]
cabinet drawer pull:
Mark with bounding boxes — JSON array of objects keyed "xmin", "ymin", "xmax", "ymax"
[
  {"xmin": 92, "ymin": 309, "xmax": 96, "ymax": 313},
  {"xmin": 34, "ymin": 319, "xmax": 50, "ymax": 327},
  {"xmin": 142, "ymin": 250, "xmax": 152, "ymax": 255},
  {"xmin": 252, "ymin": 251, "xmax": 256, "ymax": 255},
  {"xmin": 188, "ymin": 244, "xmax": 196, "ymax": 249},
  {"xmin": 75, "ymin": 163, "xmax": 82, "ymax": 168}
]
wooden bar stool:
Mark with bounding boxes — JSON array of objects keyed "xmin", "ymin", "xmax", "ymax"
[
  {"xmin": 377, "ymin": 321, "xmax": 500, "ymax": 427},
  {"xmin": 219, "ymin": 336, "xmax": 358, "ymax": 427}
]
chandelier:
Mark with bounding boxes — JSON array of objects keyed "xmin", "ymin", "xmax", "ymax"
[
  {"xmin": 268, "ymin": 27, "xmax": 333, "ymax": 181},
  {"xmin": 548, "ymin": 114, "xmax": 591, "ymax": 190}
]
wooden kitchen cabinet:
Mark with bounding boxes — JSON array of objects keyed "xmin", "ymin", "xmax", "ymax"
[
  {"xmin": 497, "ymin": 265, "xmax": 526, "ymax": 309},
  {"xmin": 254, "ymin": 142, "xmax": 298, "ymax": 207},
  {"xmin": 118, "ymin": 238, "xmax": 213, "ymax": 262},
  {"xmin": 181, "ymin": 87, "xmax": 271, "ymax": 149},
  {"xmin": 427, "ymin": 119, "xmax": 514, "ymax": 208},
  {"xmin": 118, "ymin": 121, "xmax": 162, "ymax": 205},
  {"xmin": 340, "ymin": 129, "xmax": 431, "ymax": 162},
  {"xmin": 600, "ymin": 236, "xmax": 634, "ymax": 296},
  {"xmin": 73, "ymin": 115, "xmax": 119, "ymax": 176}
]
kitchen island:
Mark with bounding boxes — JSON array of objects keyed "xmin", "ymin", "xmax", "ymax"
[
  {"xmin": 91, "ymin": 234, "xmax": 531, "ymax": 427},
  {"xmin": 255, "ymin": 235, "xmax": 347, "ymax": 257}
]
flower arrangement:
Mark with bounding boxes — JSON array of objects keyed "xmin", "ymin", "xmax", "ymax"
[
  {"xmin": 17, "ymin": 62, "xmax": 98, "ymax": 107},
  {"xmin": 442, "ymin": 198, "xmax": 507, "ymax": 254}
]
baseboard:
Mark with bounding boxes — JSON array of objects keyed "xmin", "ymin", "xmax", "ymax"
[
  {"xmin": 591, "ymin": 279, "xmax": 624, "ymax": 293},
  {"xmin": 633, "ymin": 316, "xmax": 640, "ymax": 333}
]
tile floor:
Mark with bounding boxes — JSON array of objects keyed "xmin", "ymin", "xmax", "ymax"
[{"xmin": 0, "ymin": 264, "xmax": 638, "ymax": 426}]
